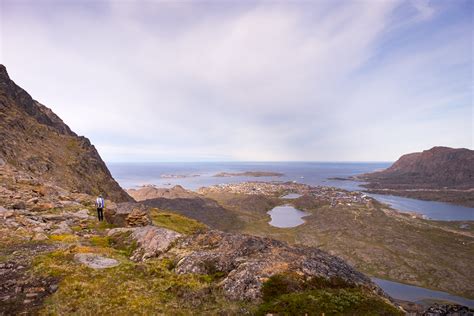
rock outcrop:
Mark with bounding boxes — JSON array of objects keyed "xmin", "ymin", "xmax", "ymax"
[
  {"xmin": 108, "ymin": 225, "xmax": 182, "ymax": 261},
  {"xmin": 104, "ymin": 202, "xmax": 152, "ymax": 227},
  {"xmin": 115, "ymin": 227, "xmax": 388, "ymax": 302},
  {"xmin": 0, "ymin": 65, "xmax": 131, "ymax": 202}
]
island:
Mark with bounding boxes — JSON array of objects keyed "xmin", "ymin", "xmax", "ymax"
[
  {"xmin": 213, "ymin": 171, "xmax": 284, "ymax": 177},
  {"xmin": 160, "ymin": 174, "xmax": 200, "ymax": 179}
]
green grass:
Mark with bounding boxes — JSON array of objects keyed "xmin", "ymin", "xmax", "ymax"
[
  {"xmin": 48, "ymin": 234, "xmax": 79, "ymax": 243},
  {"xmin": 256, "ymin": 273, "xmax": 402, "ymax": 316},
  {"xmin": 32, "ymin": 245, "xmax": 248, "ymax": 315},
  {"xmin": 149, "ymin": 208, "xmax": 207, "ymax": 234}
]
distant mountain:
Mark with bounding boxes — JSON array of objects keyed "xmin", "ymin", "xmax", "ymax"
[
  {"xmin": 360, "ymin": 147, "xmax": 474, "ymax": 206},
  {"xmin": 0, "ymin": 65, "xmax": 132, "ymax": 202}
]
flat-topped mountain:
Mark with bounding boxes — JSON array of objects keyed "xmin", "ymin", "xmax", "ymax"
[
  {"xmin": 0, "ymin": 65, "xmax": 131, "ymax": 202},
  {"xmin": 360, "ymin": 147, "xmax": 474, "ymax": 206}
]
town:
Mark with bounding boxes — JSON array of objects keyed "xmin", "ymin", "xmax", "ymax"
[{"xmin": 198, "ymin": 181, "xmax": 372, "ymax": 207}]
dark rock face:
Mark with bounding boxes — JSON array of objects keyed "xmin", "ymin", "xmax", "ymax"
[
  {"xmin": 163, "ymin": 230, "xmax": 387, "ymax": 301},
  {"xmin": 0, "ymin": 65, "xmax": 131, "ymax": 202},
  {"xmin": 362, "ymin": 147, "xmax": 474, "ymax": 189}
]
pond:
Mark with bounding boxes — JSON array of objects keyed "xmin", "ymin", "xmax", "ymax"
[
  {"xmin": 373, "ymin": 278, "xmax": 474, "ymax": 308},
  {"xmin": 267, "ymin": 205, "xmax": 309, "ymax": 228},
  {"xmin": 281, "ymin": 193, "xmax": 303, "ymax": 199}
]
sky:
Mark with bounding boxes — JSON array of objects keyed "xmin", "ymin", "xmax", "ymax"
[{"xmin": 0, "ymin": 0, "xmax": 472, "ymax": 162}]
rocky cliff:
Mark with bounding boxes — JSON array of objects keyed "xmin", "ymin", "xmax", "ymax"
[{"xmin": 0, "ymin": 65, "xmax": 131, "ymax": 202}]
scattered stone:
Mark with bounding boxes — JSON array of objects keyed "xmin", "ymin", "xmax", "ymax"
[
  {"xmin": 11, "ymin": 201, "xmax": 26, "ymax": 210},
  {"xmin": 26, "ymin": 197, "xmax": 39, "ymax": 204},
  {"xmin": 423, "ymin": 303, "xmax": 473, "ymax": 315},
  {"xmin": 70, "ymin": 209, "xmax": 91, "ymax": 219},
  {"xmin": 107, "ymin": 227, "xmax": 135, "ymax": 236},
  {"xmin": 32, "ymin": 233, "xmax": 48, "ymax": 241},
  {"xmin": 74, "ymin": 253, "xmax": 120, "ymax": 269},
  {"xmin": 50, "ymin": 222, "xmax": 72, "ymax": 235}
]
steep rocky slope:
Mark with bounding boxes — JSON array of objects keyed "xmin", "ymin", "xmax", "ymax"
[
  {"xmin": 0, "ymin": 65, "xmax": 131, "ymax": 202},
  {"xmin": 359, "ymin": 147, "xmax": 474, "ymax": 206}
]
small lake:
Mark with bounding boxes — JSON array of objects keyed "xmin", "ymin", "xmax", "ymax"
[
  {"xmin": 373, "ymin": 278, "xmax": 474, "ymax": 308},
  {"xmin": 281, "ymin": 193, "xmax": 303, "ymax": 199},
  {"xmin": 267, "ymin": 205, "xmax": 309, "ymax": 228}
]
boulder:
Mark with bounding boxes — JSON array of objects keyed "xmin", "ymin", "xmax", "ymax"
[
  {"xmin": 70, "ymin": 209, "xmax": 91, "ymax": 220},
  {"xmin": 130, "ymin": 226, "xmax": 182, "ymax": 261},
  {"xmin": 108, "ymin": 225, "xmax": 182, "ymax": 261},
  {"xmin": 74, "ymin": 253, "xmax": 119, "ymax": 269},
  {"xmin": 50, "ymin": 222, "xmax": 72, "ymax": 235},
  {"xmin": 0, "ymin": 206, "xmax": 13, "ymax": 219},
  {"xmin": 104, "ymin": 202, "xmax": 151, "ymax": 227},
  {"xmin": 32, "ymin": 233, "xmax": 48, "ymax": 241}
]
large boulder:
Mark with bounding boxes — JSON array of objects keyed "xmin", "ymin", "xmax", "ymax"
[
  {"xmin": 104, "ymin": 202, "xmax": 151, "ymax": 227},
  {"xmin": 74, "ymin": 253, "xmax": 119, "ymax": 269},
  {"xmin": 108, "ymin": 225, "xmax": 182, "ymax": 261}
]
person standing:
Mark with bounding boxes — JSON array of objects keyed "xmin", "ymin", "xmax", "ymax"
[{"xmin": 96, "ymin": 194, "xmax": 105, "ymax": 221}]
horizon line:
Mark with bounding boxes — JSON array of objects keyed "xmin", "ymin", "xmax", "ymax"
[{"xmin": 105, "ymin": 160, "xmax": 394, "ymax": 164}]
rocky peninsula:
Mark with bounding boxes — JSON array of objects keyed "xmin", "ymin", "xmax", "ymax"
[{"xmin": 359, "ymin": 147, "xmax": 474, "ymax": 207}]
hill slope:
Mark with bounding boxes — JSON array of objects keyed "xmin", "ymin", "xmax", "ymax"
[
  {"xmin": 360, "ymin": 147, "xmax": 474, "ymax": 206},
  {"xmin": 0, "ymin": 65, "xmax": 131, "ymax": 202}
]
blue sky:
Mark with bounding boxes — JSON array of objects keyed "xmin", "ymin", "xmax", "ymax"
[{"xmin": 1, "ymin": 0, "xmax": 472, "ymax": 162}]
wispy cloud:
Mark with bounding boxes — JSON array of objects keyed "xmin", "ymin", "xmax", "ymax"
[{"xmin": 1, "ymin": 0, "xmax": 472, "ymax": 161}]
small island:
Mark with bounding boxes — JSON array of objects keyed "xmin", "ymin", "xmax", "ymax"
[
  {"xmin": 160, "ymin": 174, "xmax": 200, "ymax": 179},
  {"xmin": 213, "ymin": 171, "xmax": 284, "ymax": 177}
]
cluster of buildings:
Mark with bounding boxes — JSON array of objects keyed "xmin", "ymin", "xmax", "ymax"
[{"xmin": 199, "ymin": 181, "xmax": 372, "ymax": 207}]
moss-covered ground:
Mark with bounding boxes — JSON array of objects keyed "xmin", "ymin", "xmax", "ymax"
[{"xmin": 256, "ymin": 273, "xmax": 403, "ymax": 316}]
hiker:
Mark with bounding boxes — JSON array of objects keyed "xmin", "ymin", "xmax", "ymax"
[{"xmin": 96, "ymin": 195, "xmax": 105, "ymax": 221}]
